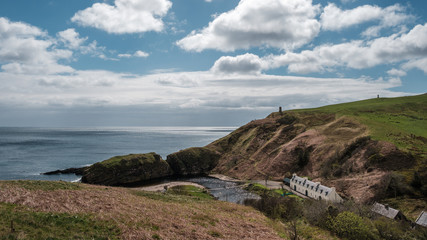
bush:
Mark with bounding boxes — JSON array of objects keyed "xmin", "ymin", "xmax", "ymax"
[
  {"xmin": 327, "ymin": 211, "xmax": 376, "ymax": 240},
  {"xmin": 385, "ymin": 173, "xmax": 412, "ymax": 198},
  {"xmin": 244, "ymin": 193, "xmax": 302, "ymax": 222},
  {"xmin": 374, "ymin": 217, "xmax": 405, "ymax": 240},
  {"xmin": 302, "ymin": 200, "xmax": 330, "ymax": 228}
]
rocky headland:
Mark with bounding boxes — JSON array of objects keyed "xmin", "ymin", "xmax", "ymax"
[{"xmin": 45, "ymin": 94, "xmax": 427, "ymax": 203}]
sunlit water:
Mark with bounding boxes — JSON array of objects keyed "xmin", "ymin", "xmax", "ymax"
[{"xmin": 0, "ymin": 127, "xmax": 235, "ymax": 181}]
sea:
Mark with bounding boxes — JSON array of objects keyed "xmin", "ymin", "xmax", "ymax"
[{"xmin": 0, "ymin": 127, "xmax": 235, "ymax": 182}]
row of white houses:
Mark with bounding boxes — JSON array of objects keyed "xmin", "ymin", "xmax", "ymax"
[{"xmin": 289, "ymin": 173, "xmax": 343, "ymax": 203}]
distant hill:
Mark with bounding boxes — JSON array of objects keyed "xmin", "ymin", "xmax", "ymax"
[{"xmin": 204, "ymin": 94, "xmax": 427, "ymax": 203}]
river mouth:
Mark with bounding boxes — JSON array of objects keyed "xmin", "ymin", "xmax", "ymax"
[{"xmin": 182, "ymin": 176, "xmax": 260, "ymax": 204}]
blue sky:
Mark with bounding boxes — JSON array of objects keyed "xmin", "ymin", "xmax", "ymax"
[{"xmin": 0, "ymin": 0, "xmax": 426, "ymax": 127}]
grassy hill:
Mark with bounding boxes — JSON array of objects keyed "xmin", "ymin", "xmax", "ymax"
[
  {"xmin": 207, "ymin": 94, "xmax": 427, "ymax": 202},
  {"xmin": 289, "ymin": 94, "xmax": 427, "ymax": 157}
]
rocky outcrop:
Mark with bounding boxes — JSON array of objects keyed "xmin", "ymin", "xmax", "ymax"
[
  {"xmin": 45, "ymin": 148, "xmax": 221, "ymax": 186},
  {"xmin": 81, "ymin": 153, "xmax": 173, "ymax": 186},
  {"xmin": 166, "ymin": 147, "xmax": 220, "ymax": 176},
  {"xmin": 43, "ymin": 167, "xmax": 89, "ymax": 176}
]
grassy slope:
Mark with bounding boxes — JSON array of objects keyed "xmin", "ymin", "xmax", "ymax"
[
  {"xmin": 290, "ymin": 94, "xmax": 427, "ymax": 156},
  {"xmin": 0, "ymin": 181, "xmax": 291, "ymax": 240}
]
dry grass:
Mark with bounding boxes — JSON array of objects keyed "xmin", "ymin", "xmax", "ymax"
[{"xmin": 0, "ymin": 181, "xmax": 284, "ymax": 239}]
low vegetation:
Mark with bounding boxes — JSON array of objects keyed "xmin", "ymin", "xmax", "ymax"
[
  {"xmin": 166, "ymin": 185, "xmax": 214, "ymax": 200},
  {"xmin": 0, "ymin": 180, "xmax": 82, "ymax": 191},
  {"xmin": 0, "ymin": 203, "xmax": 120, "ymax": 240},
  {"xmin": 0, "ymin": 181, "xmax": 284, "ymax": 239}
]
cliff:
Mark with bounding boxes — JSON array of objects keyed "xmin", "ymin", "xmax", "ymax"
[
  {"xmin": 166, "ymin": 147, "xmax": 220, "ymax": 176},
  {"xmin": 81, "ymin": 153, "xmax": 173, "ymax": 186},
  {"xmin": 202, "ymin": 94, "xmax": 427, "ymax": 203}
]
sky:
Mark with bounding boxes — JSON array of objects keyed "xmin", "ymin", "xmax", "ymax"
[{"xmin": 0, "ymin": 0, "xmax": 426, "ymax": 127}]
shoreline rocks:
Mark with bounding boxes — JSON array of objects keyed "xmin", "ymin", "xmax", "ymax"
[
  {"xmin": 81, "ymin": 153, "xmax": 173, "ymax": 186},
  {"xmin": 43, "ymin": 148, "xmax": 220, "ymax": 187},
  {"xmin": 42, "ymin": 167, "xmax": 89, "ymax": 176}
]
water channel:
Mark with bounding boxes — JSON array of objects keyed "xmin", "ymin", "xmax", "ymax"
[{"xmin": 184, "ymin": 176, "xmax": 261, "ymax": 204}]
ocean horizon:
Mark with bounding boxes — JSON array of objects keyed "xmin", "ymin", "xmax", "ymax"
[{"xmin": 0, "ymin": 126, "xmax": 236, "ymax": 182}]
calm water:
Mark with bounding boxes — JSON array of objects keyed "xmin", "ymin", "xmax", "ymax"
[{"xmin": 0, "ymin": 127, "xmax": 235, "ymax": 181}]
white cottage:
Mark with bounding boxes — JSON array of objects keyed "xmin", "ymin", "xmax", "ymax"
[{"xmin": 290, "ymin": 173, "xmax": 343, "ymax": 203}]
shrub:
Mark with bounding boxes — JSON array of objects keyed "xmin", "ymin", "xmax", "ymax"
[
  {"xmin": 302, "ymin": 200, "xmax": 330, "ymax": 228},
  {"xmin": 385, "ymin": 173, "xmax": 412, "ymax": 198},
  {"xmin": 374, "ymin": 217, "xmax": 405, "ymax": 240},
  {"xmin": 327, "ymin": 211, "xmax": 376, "ymax": 240},
  {"xmin": 276, "ymin": 114, "xmax": 297, "ymax": 125},
  {"xmin": 244, "ymin": 193, "xmax": 302, "ymax": 222}
]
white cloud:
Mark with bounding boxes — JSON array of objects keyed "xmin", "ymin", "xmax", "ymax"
[
  {"xmin": 134, "ymin": 50, "xmax": 149, "ymax": 58},
  {"xmin": 118, "ymin": 50, "xmax": 149, "ymax": 58},
  {"xmin": 0, "ymin": 17, "xmax": 73, "ymax": 75},
  {"xmin": 177, "ymin": 0, "xmax": 321, "ymax": 52},
  {"xmin": 118, "ymin": 54, "xmax": 132, "ymax": 58},
  {"xmin": 0, "ymin": 66, "xmax": 406, "ymax": 112},
  {"xmin": 321, "ymin": 3, "xmax": 382, "ymax": 31},
  {"xmin": 403, "ymin": 58, "xmax": 427, "ymax": 74},
  {"xmin": 57, "ymin": 29, "xmax": 108, "ymax": 60},
  {"xmin": 321, "ymin": 3, "xmax": 413, "ymax": 36},
  {"xmin": 71, "ymin": 0, "xmax": 172, "ymax": 34},
  {"xmin": 57, "ymin": 28, "xmax": 87, "ymax": 49},
  {"xmin": 211, "ymin": 53, "xmax": 264, "ymax": 75},
  {"xmin": 387, "ymin": 68, "xmax": 407, "ymax": 77},
  {"xmin": 263, "ymin": 23, "xmax": 427, "ymax": 74}
]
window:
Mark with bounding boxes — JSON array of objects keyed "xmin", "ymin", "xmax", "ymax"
[{"xmin": 325, "ymin": 192, "xmax": 329, "ymax": 196}]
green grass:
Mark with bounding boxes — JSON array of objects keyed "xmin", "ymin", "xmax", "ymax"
[
  {"xmin": 0, "ymin": 203, "xmax": 120, "ymax": 240},
  {"xmin": 290, "ymin": 94, "xmax": 427, "ymax": 157},
  {"xmin": 99, "ymin": 153, "xmax": 158, "ymax": 168},
  {"xmin": 0, "ymin": 180, "xmax": 82, "ymax": 191},
  {"xmin": 167, "ymin": 185, "xmax": 214, "ymax": 200},
  {"xmin": 245, "ymin": 183, "xmax": 299, "ymax": 200}
]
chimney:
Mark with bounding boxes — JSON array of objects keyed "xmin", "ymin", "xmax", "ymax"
[
  {"xmin": 279, "ymin": 106, "xmax": 283, "ymax": 115},
  {"xmin": 385, "ymin": 204, "xmax": 389, "ymax": 210}
]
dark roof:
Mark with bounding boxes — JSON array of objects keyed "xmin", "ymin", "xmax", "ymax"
[
  {"xmin": 371, "ymin": 203, "xmax": 400, "ymax": 219},
  {"xmin": 283, "ymin": 178, "xmax": 291, "ymax": 184},
  {"xmin": 291, "ymin": 175, "xmax": 332, "ymax": 193},
  {"xmin": 415, "ymin": 211, "xmax": 427, "ymax": 227}
]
